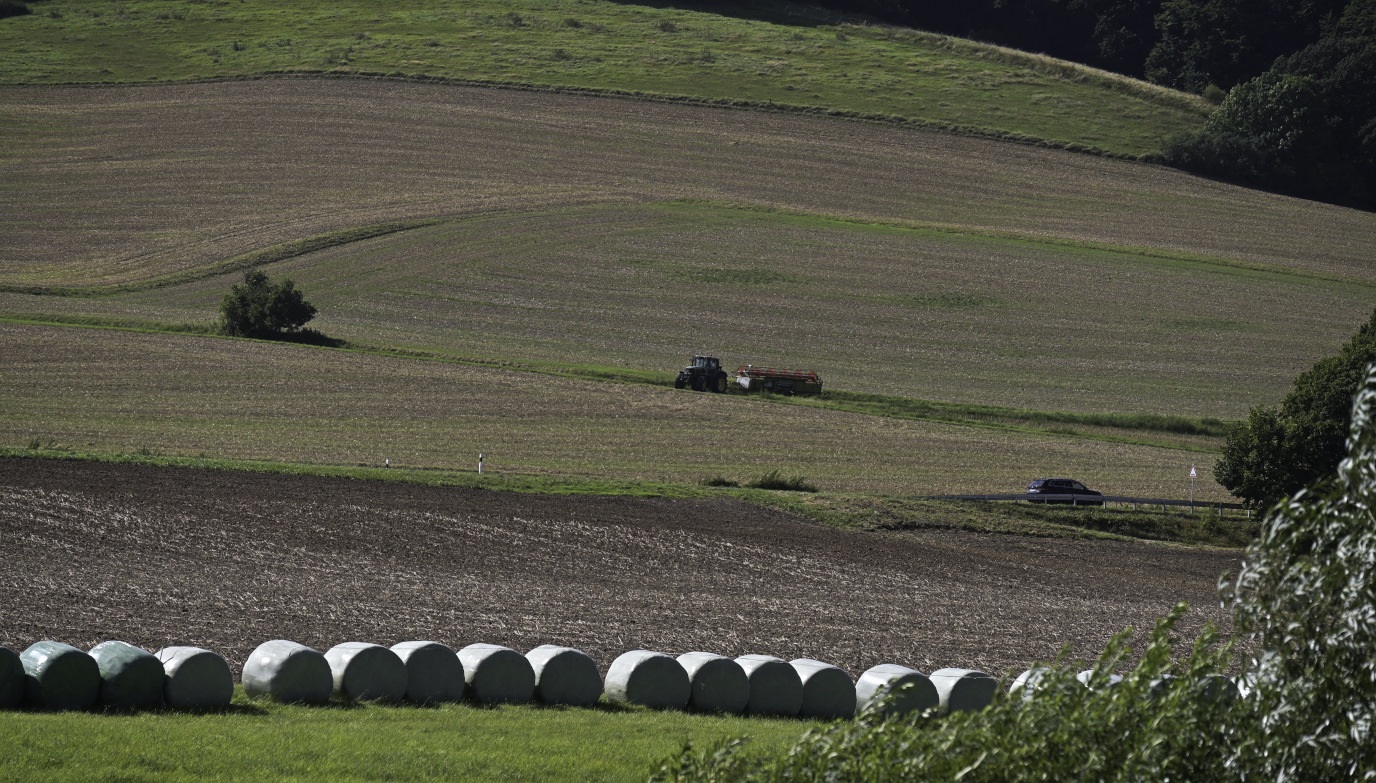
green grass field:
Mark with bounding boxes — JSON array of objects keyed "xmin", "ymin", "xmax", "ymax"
[
  {"xmin": 0, "ymin": 692, "xmax": 821, "ymax": 782},
  {"xmin": 0, "ymin": 0, "xmax": 1209, "ymax": 157}
]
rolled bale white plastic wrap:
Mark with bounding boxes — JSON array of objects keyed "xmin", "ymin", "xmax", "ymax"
[
  {"xmin": 1196, "ymin": 673, "xmax": 1240, "ymax": 704},
  {"xmin": 90, "ymin": 640, "xmax": 165, "ymax": 709},
  {"xmin": 527, "ymin": 645, "xmax": 602, "ymax": 707},
  {"xmin": 391, "ymin": 641, "xmax": 465, "ymax": 704},
  {"xmin": 155, "ymin": 647, "xmax": 234, "ymax": 709},
  {"xmin": 929, "ymin": 668, "xmax": 997, "ymax": 714},
  {"xmin": 325, "ymin": 642, "xmax": 408, "ymax": 702},
  {"xmin": 736, "ymin": 654, "xmax": 803, "ymax": 717},
  {"xmin": 790, "ymin": 658, "xmax": 855, "ymax": 720},
  {"xmin": 458, "ymin": 644, "xmax": 535, "ymax": 705},
  {"xmin": 242, "ymin": 640, "xmax": 333, "ymax": 704},
  {"xmin": 605, "ymin": 650, "xmax": 690, "ymax": 710},
  {"xmin": 1010, "ymin": 667, "xmax": 1077, "ymax": 698},
  {"xmin": 21, "ymin": 641, "xmax": 100, "ymax": 710},
  {"xmin": 677, "ymin": 652, "xmax": 748, "ymax": 714},
  {"xmin": 0, "ymin": 646, "xmax": 23, "ymax": 709},
  {"xmin": 855, "ymin": 664, "xmax": 938, "ymax": 716},
  {"xmin": 1076, "ymin": 670, "xmax": 1124, "ymax": 690}
]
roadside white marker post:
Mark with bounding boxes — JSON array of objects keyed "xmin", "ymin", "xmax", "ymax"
[
  {"xmin": 1189, "ymin": 464, "xmax": 1197, "ymax": 513},
  {"xmin": 479, "ymin": 453, "xmax": 483, "ymax": 475}
]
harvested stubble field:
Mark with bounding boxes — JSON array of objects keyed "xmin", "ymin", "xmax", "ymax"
[
  {"xmin": 0, "ymin": 457, "xmax": 1242, "ymax": 682},
  {"xmin": 2, "ymin": 80, "xmax": 1374, "ymax": 417},
  {"xmin": 0, "ymin": 322, "xmax": 1236, "ymax": 501}
]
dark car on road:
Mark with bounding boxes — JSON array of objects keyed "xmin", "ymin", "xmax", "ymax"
[{"xmin": 1026, "ymin": 478, "xmax": 1104, "ymax": 506}]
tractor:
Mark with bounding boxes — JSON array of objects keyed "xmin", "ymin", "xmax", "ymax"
[{"xmin": 674, "ymin": 355, "xmax": 729, "ymax": 393}]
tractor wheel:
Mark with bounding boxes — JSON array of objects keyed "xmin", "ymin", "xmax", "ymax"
[
  {"xmin": 711, "ymin": 373, "xmax": 727, "ymax": 393},
  {"xmin": 691, "ymin": 374, "xmax": 706, "ymax": 392},
  {"xmin": 674, "ymin": 376, "xmax": 687, "ymax": 389}
]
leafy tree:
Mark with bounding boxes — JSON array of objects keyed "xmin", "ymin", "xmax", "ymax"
[
  {"xmin": 1222, "ymin": 363, "xmax": 1376, "ymax": 781},
  {"xmin": 1214, "ymin": 308, "xmax": 1376, "ymax": 508},
  {"xmin": 218, "ymin": 269, "xmax": 318, "ymax": 339}
]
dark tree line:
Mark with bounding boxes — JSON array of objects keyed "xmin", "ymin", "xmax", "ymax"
[{"xmin": 799, "ymin": 0, "xmax": 1376, "ymax": 208}]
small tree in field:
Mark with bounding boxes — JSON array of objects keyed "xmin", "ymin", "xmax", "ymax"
[{"xmin": 218, "ymin": 269, "xmax": 317, "ymax": 339}]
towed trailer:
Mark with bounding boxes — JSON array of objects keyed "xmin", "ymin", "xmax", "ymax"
[{"xmin": 733, "ymin": 365, "xmax": 823, "ymax": 396}]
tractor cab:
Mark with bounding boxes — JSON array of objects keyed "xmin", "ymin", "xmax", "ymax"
[{"xmin": 675, "ymin": 355, "xmax": 728, "ymax": 393}]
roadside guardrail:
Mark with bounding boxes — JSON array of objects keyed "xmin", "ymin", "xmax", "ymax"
[{"xmin": 921, "ymin": 493, "xmax": 1248, "ymax": 514}]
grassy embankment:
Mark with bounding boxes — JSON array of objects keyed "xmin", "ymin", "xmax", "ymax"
[
  {"xmin": 0, "ymin": 691, "xmax": 821, "ymax": 782},
  {"xmin": 0, "ymin": 0, "xmax": 1208, "ymax": 157}
]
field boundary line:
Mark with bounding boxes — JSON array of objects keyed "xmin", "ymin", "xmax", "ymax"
[
  {"xmin": 661, "ymin": 199, "xmax": 1375, "ymax": 287},
  {"xmin": 0, "ymin": 71, "xmax": 1153, "ymax": 162}
]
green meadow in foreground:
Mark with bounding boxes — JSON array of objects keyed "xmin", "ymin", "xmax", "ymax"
[
  {"xmin": 0, "ymin": 694, "xmax": 821, "ymax": 782},
  {"xmin": 0, "ymin": 0, "xmax": 1207, "ymax": 156}
]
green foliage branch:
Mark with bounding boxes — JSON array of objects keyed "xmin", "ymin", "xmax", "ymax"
[
  {"xmin": 218, "ymin": 269, "xmax": 318, "ymax": 340},
  {"xmin": 654, "ymin": 365, "xmax": 1376, "ymax": 781},
  {"xmin": 1215, "ymin": 308, "xmax": 1376, "ymax": 508}
]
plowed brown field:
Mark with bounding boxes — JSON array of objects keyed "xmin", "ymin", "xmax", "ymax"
[{"xmin": 0, "ymin": 457, "xmax": 1241, "ymax": 680}]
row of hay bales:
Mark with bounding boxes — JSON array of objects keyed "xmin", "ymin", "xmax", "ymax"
[{"xmin": 1, "ymin": 640, "xmax": 1241, "ymax": 714}]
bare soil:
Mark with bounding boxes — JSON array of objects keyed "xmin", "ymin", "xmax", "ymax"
[{"xmin": 0, "ymin": 457, "xmax": 1241, "ymax": 680}]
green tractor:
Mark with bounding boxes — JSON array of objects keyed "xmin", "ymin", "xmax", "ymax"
[{"xmin": 674, "ymin": 355, "xmax": 729, "ymax": 393}]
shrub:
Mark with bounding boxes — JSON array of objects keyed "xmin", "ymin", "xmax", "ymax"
[
  {"xmin": 218, "ymin": 269, "xmax": 318, "ymax": 340},
  {"xmin": 700, "ymin": 475, "xmax": 740, "ymax": 488},
  {"xmin": 746, "ymin": 470, "xmax": 817, "ymax": 492}
]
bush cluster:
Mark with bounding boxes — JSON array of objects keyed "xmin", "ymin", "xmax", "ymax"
[{"xmin": 218, "ymin": 269, "xmax": 318, "ymax": 340}]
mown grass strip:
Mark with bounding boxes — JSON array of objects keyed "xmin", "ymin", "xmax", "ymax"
[
  {"xmin": 0, "ymin": 313, "xmax": 1233, "ymax": 451},
  {"xmin": 0, "ymin": 691, "xmax": 821, "ymax": 783},
  {"xmin": 0, "ymin": 220, "xmax": 443, "ymax": 297}
]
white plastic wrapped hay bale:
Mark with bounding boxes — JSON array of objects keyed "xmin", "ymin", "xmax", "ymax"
[
  {"xmin": 1076, "ymin": 670, "xmax": 1124, "ymax": 690},
  {"xmin": 736, "ymin": 654, "xmax": 803, "ymax": 717},
  {"xmin": 0, "ymin": 646, "xmax": 23, "ymax": 709},
  {"xmin": 790, "ymin": 658, "xmax": 855, "ymax": 720},
  {"xmin": 677, "ymin": 652, "xmax": 748, "ymax": 714},
  {"xmin": 242, "ymin": 640, "xmax": 333, "ymax": 704},
  {"xmin": 929, "ymin": 668, "xmax": 996, "ymax": 714},
  {"xmin": 527, "ymin": 645, "xmax": 602, "ymax": 707},
  {"xmin": 90, "ymin": 641, "xmax": 164, "ymax": 709},
  {"xmin": 155, "ymin": 647, "xmax": 234, "ymax": 709},
  {"xmin": 1010, "ymin": 667, "xmax": 1072, "ymax": 697},
  {"xmin": 855, "ymin": 664, "xmax": 938, "ymax": 716},
  {"xmin": 391, "ymin": 641, "xmax": 465, "ymax": 704},
  {"xmin": 1196, "ymin": 673, "xmax": 1240, "ymax": 703},
  {"xmin": 458, "ymin": 644, "xmax": 534, "ymax": 705},
  {"xmin": 20, "ymin": 641, "xmax": 100, "ymax": 710},
  {"xmin": 605, "ymin": 650, "xmax": 690, "ymax": 709},
  {"xmin": 325, "ymin": 642, "xmax": 407, "ymax": 702}
]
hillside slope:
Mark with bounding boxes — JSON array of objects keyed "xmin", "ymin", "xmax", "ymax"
[
  {"xmin": 0, "ymin": 0, "xmax": 1207, "ymax": 157},
  {"xmin": 2, "ymin": 80, "xmax": 1373, "ymax": 418}
]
